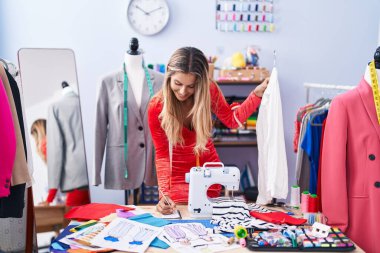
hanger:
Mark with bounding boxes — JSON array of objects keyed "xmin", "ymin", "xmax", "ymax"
[
  {"xmin": 310, "ymin": 100, "xmax": 331, "ymax": 126},
  {"xmin": 273, "ymin": 50, "xmax": 276, "ymax": 68},
  {"xmin": 0, "ymin": 58, "xmax": 9, "ymax": 70}
]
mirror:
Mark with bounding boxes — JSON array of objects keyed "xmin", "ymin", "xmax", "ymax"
[{"xmin": 18, "ymin": 49, "xmax": 90, "ymax": 214}]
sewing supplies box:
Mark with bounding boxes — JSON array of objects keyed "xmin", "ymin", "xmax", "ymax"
[{"xmin": 247, "ymin": 227, "xmax": 355, "ymax": 252}]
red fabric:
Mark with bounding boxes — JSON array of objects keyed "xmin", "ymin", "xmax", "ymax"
[
  {"xmin": 46, "ymin": 188, "xmax": 58, "ymax": 203},
  {"xmin": 317, "ymin": 119, "xmax": 326, "ymax": 212},
  {"xmin": 293, "ymin": 104, "xmax": 313, "ymax": 153},
  {"xmin": 250, "ymin": 211, "xmax": 307, "ymax": 225},
  {"xmin": 66, "ymin": 188, "xmax": 90, "ymax": 207},
  {"xmin": 148, "ymin": 81, "xmax": 261, "ymax": 203},
  {"xmin": 64, "ymin": 203, "xmax": 134, "ymax": 220}
]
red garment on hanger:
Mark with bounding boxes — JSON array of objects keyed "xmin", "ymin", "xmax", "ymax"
[
  {"xmin": 250, "ymin": 211, "xmax": 307, "ymax": 225},
  {"xmin": 64, "ymin": 203, "xmax": 134, "ymax": 220}
]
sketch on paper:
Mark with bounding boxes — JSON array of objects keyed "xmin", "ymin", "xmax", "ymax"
[
  {"xmin": 104, "ymin": 221, "xmax": 133, "ymax": 242},
  {"xmin": 159, "ymin": 223, "xmax": 240, "ymax": 253},
  {"xmin": 91, "ymin": 218, "xmax": 162, "ymax": 253},
  {"xmin": 60, "ymin": 223, "xmax": 110, "ymax": 251}
]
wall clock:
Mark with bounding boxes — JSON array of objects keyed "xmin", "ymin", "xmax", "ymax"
[{"xmin": 127, "ymin": 0, "xmax": 170, "ymax": 36}]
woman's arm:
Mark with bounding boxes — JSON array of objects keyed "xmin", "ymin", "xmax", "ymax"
[
  {"xmin": 210, "ymin": 81, "xmax": 263, "ymax": 128},
  {"xmin": 147, "ymin": 98, "xmax": 171, "ymax": 198}
]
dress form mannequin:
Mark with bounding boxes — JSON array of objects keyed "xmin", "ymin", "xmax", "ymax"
[
  {"xmin": 125, "ymin": 37, "xmax": 144, "ymax": 108},
  {"xmin": 61, "ymin": 81, "xmax": 75, "ymax": 95},
  {"xmin": 364, "ymin": 46, "xmax": 380, "ymax": 86}
]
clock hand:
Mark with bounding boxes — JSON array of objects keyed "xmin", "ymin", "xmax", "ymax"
[
  {"xmin": 147, "ymin": 6, "xmax": 162, "ymax": 14},
  {"xmin": 135, "ymin": 5, "xmax": 149, "ymax": 15}
]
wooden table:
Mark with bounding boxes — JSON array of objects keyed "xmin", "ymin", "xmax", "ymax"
[
  {"xmin": 34, "ymin": 205, "xmax": 66, "ymax": 233},
  {"xmin": 140, "ymin": 205, "xmax": 364, "ymax": 253}
]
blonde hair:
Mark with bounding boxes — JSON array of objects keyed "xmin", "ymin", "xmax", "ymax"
[
  {"xmin": 159, "ymin": 47, "xmax": 212, "ymax": 155},
  {"xmin": 31, "ymin": 119, "xmax": 47, "ymax": 163}
]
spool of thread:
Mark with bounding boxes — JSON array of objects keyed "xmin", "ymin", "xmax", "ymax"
[
  {"xmin": 309, "ymin": 194, "xmax": 318, "ymax": 213},
  {"xmin": 301, "ymin": 191, "xmax": 310, "ymax": 213},
  {"xmin": 290, "ymin": 185, "xmax": 300, "ymax": 208}
]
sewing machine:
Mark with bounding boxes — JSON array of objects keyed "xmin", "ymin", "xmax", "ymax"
[{"xmin": 185, "ymin": 162, "xmax": 240, "ymax": 218}]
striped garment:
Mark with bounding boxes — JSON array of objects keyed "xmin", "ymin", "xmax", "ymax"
[{"xmin": 210, "ymin": 198, "xmax": 286, "ymax": 232}]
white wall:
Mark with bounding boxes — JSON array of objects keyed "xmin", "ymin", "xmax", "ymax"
[{"xmin": 1, "ymin": 0, "xmax": 379, "ymax": 204}]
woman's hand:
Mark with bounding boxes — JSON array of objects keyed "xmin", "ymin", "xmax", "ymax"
[
  {"xmin": 253, "ymin": 77, "xmax": 270, "ymax": 98},
  {"xmin": 156, "ymin": 195, "xmax": 176, "ymax": 215}
]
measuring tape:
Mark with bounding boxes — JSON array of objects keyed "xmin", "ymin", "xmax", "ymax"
[{"xmin": 369, "ymin": 60, "xmax": 380, "ymax": 124}]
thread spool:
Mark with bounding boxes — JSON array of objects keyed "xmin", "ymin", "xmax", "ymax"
[
  {"xmin": 309, "ymin": 194, "xmax": 318, "ymax": 213},
  {"xmin": 290, "ymin": 185, "xmax": 300, "ymax": 208},
  {"xmin": 301, "ymin": 191, "xmax": 310, "ymax": 213}
]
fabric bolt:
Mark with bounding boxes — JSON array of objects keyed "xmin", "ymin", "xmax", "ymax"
[
  {"xmin": 47, "ymin": 91, "xmax": 88, "ymax": 192},
  {"xmin": 94, "ymin": 68, "xmax": 164, "ymax": 190},
  {"xmin": 256, "ymin": 67, "xmax": 288, "ymax": 204},
  {"xmin": 210, "ymin": 199, "xmax": 283, "ymax": 233},
  {"xmin": 148, "ymin": 81, "xmax": 261, "ymax": 203},
  {"xmin": 0, "ymin": 66, "xmax": 31, "ymax": 188},
  {"xmin": 0, "ymin": 78, "xmax": 16, "ymax": 198},
  {"xmin": 64, "ymin": 203, "xmax": 135, "ymax": 220},
  {"xmin": 321, "ymin": 78, "xmax": 380, "ymax": 253},
  {"xmin": 301, "ymin": 110, "xmax": 328, "ymax": 194}
]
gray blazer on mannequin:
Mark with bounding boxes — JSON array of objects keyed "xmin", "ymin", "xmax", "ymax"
[
  {"xmin": 93, "ymin": 68, "xmax": 164, "ymax": 189},
  {"xmin": 47, "ymin": 91, "xmax": 89, "ymax": 192}
]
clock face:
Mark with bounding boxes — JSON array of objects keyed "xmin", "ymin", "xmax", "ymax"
[{"xmin": 127, "ymin": 0, "xmax": 170, "ymax": 36}]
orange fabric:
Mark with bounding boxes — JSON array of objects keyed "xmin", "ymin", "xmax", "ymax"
[{"xmin": 148, "ymin": 81, "xmax": 261, "ymax": 203}]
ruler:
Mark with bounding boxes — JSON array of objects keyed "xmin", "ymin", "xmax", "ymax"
[{"xmin": 369, "ymin": 60, "xmax": 380, "ymax": 124}]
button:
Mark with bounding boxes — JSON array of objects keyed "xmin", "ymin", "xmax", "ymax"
[
  {"xmin": 139, "ymin": 143, "xmax": 145, "ymax": 148},
  {"xmin": 369, "ymin": 154, "xmax": 376, "ymax": 161},
  {"xmin": 4, "ymin": 184, "xmax": 9, "ymax": 188},
  {"xmin": 5, "ymin": 179, "xmax": 10, "ymax": 183},
  {"xmin": 138, "ymin": 126, "xmax": 143, "ymax": 131},
  {"xmin": 375, "ymin": 182, "xmax": 380, "ymax": 188}
]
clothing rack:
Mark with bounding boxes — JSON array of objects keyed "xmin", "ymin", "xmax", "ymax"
[{"xmin": 304, "ymin": 82, "xmax": 354, "ymax": 103}]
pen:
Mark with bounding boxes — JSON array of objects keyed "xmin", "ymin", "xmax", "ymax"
[{"xmin": 158, "ymin": 188, "xmax": 171, "ymax": 206}]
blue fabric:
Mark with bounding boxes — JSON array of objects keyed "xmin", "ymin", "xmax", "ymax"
[
  {"xmin": 50, "ymin": 225, "xmax": 76, "ymax": 252},
  {"xmin": 301, "ymin": 110, "xmax": 328, "ymax": 194},
  {"xmin": 129, "ymin": 213, "xmax": 171, "ymax": 227}
]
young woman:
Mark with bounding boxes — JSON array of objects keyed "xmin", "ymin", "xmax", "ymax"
[{"xmin": 148, "ymin": 47, "xmax": 269, "ymax": 214}]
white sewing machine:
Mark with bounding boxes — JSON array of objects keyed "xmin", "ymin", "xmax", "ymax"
[{"xmin": 185, "ymin": 162, "xmax": 240, "ymax": 218}]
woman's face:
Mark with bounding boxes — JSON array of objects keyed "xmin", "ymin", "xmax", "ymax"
[{"xmin": 170, "ymin": 72, "xmax": 196, "ymax": 102}]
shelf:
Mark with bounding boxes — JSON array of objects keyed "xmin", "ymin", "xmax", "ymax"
[
  {"xmin": 214, "ymin": 137, "xmax": 257, "ymax": 147},
  {"xmin": 217, "ymin": 80, "xmax": 262, "ymax": 85}
]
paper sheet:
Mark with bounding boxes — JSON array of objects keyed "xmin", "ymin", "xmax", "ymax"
[
  {"xmin": 161, "ymin": 209, "xmax": 182, "ymax": 219},
  {"xmin": 158, "ymin": 223, "xmax": 240, "ymax": 253},
  {"xmin": 91, "ymin": 218, "xmax": 162, "ymax": 253}
]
